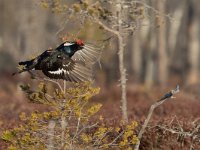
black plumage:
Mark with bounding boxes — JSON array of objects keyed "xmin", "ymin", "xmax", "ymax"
[{"xmin": 13, "ymin": 40, "xmax": 101, "ymax": 82}]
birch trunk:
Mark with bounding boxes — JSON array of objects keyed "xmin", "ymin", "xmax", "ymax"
[{"xmin": 116, "ymin": 0, "xmax": 128, "ymax": 123}]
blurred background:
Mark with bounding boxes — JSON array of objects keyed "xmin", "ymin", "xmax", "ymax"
[
  {"xmin": 1, "ymin": 0, "xmax": 200, "ymax": 138},
  {"xmin": 1, "ymin": 0, "xmax": 200, "ymax": 86},
  {"xmin": 1, "ymin": 0, "xmax": 200, "ymax": 149}
]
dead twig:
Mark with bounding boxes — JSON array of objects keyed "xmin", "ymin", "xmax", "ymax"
[{"xmin": 134, "ymin": 85, "xmax": 180, "ymax": 150}]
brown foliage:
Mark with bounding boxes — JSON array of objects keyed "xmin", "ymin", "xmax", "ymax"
[{"xmin": 1, "ymin": 79, "xmax": 200, "ymax": 149}]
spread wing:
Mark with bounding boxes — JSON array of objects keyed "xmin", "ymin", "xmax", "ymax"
[
  {"xmin": 42, "ymin": 56, "xmax": 93, "ymax": 82},
  {"xmin": 72, "ymin": 43, "xmax": 102, "ymax": 65}
]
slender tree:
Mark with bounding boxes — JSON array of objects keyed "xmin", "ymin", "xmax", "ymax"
[
  {"xmin": 157, "ymin": 0, "xmax": 168, "ymax": 85},
  {"xmin": 144, "ymin": 0, "xmax": 156, "ymax": 88},
  {"xmin": 48, "ymin": 0, "xmax": 145, "ymax": 122},
  {"xmin": 187, "ymin": 0, "xmax": 200, "ymax": 85},
  {"xmin": 38, "ymin": 0, "xmax": 175, "ymax": 121}
]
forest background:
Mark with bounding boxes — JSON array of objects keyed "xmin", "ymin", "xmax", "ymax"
[{"xmin": 0, "ymin": 0, "xmax": 200, "ymax": 149}]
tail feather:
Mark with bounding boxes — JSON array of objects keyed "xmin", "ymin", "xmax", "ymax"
[
  {"xmin": 18, "ymin": 60, "xmax": 32, "ymax": 66},
  {"xmin": 13, "ymin": 59, "xmax": 37, "ymax": 76}
]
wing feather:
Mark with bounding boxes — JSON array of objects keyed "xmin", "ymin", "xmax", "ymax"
[
  {"xmin": 42, "ymin": 58, "xmax": 93, "ymax": 82},
  {"xmin": 72, "ymin": 43, "xmax": 102, "ymax": 64}
]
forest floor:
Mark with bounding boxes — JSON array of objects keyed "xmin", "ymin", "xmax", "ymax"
[{"xmin": 0, "ymin": 76, "xmax": 200, "ymax": 149}]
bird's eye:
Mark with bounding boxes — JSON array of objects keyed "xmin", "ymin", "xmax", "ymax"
[{"xmin": 57, "ymin": 55, "xmax": 61, "ymax": 58}]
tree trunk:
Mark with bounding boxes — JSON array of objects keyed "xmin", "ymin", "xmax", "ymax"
[
  {"xmin": 144, "ymin": 0, "xmax": 156, "ymax": 88},
  {"xmin": 187, "ymin": 0, "xmax": 200, "ymax": 85},
  {"xmin": 118, "ymin": 35, "xmax": 128, "ymax": 123},
  {"xmin": 157, "ymin": 0, "xmax": 168, "ymax": 85},
  {"xmin": 168, "ymin": 1, "xmax": 185, "ymax": 55},
  {"xmin": 116, "ymin": 1, "xmax": 128, "ymax": 123},
  {"xmin": 131, "ymin": 28, "xmax": 142, "ymax": 82}
]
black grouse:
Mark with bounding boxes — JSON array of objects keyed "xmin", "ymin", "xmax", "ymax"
[{"xmin": 13, "ymin": 40, "xmax": 101, "ymax": 82}]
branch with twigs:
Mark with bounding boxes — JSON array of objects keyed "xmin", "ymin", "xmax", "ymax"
[
  {"xmin": 134, "ymin": 85, "xmax": 180, "ymax": 150},
  {"xmin": 155, "ymin": 117, "xmax": 200, "ymax": 150}
]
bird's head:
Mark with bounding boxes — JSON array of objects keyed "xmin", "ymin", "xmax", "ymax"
[{"xmin": 56, "ymin": 39, "xmax": 85, "ymax": 57}]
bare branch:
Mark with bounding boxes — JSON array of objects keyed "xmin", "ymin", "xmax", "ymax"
[
  {"xmin": 134, "ymin": 85, "xmax": 180, "ymax": 150},
  {"xmin": 93, "ymin": 18, "xmax": 120, "ymax": 37},
  {"xmin": 43, "ymin": 78, "xmax": 64, "ymax": 92}
]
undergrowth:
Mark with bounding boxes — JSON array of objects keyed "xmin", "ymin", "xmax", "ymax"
[{"xmin": 1, "ymin": 81, "xmax": 138, "ymax": 150}]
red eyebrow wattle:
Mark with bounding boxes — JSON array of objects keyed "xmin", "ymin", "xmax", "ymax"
[{"xmin": 76, "ymin": 39, "xmax": 84, "ymax": 45}]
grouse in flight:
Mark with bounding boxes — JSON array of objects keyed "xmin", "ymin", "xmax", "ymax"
[{"xmin": 13, "ymin": 40, "xmax": 101, "ymax": 82}]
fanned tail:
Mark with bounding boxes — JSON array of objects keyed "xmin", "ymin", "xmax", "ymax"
[
  {"xmin": 18, "ymin": 60, "xmax": 33, "ymax": 66},
  {"xmin": 13, "ymin": 59, "xmax": 37, "ymax": 76}
]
